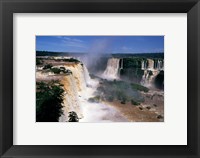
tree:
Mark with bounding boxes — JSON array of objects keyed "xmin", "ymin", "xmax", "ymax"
[
  {"xmin": 36, "ymin": 81, "xmax": 64, "ymax": 122},
  {"xmin": 43, "ymin": 64, "xmax": 53, "ymax": 70},
  {"xmin": 36, "ymin": 58, "xmax": 43, "ymax": 65},
  {"xmin": 68, "ymin": 111, "xmax": 79, "ymax": 122}
]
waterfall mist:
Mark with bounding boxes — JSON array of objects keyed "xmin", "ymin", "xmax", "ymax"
[{"xmin": 80, "ymin": 39, "xmax": 113, "ymax": 74}]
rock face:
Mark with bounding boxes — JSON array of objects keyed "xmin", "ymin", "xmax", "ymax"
[
  {"xmin": 118, "ymin": 57, "xmax": 164, "ymax": 89},
  {"xmin": 141, "ymin": 59, "xmax": 164, "ymax": 70},
  {"xmin": 59, "ymin": 74, "xmax": 82, "ymax": 122},
  {"xmin": 59, "ymin": 63, "xmax": 89, "ymax": 122},
  {"xmin": 141, "ymin": 70, "xmax": 160, "ymax": 87},
  {"xmin": 141, "ymin": 58, "xmax": 164, "ymax": 88}
]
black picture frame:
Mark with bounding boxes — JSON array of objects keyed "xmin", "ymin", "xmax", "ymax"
[{"xmin": 0, "ymin": 0, "xmax": 200, "ymax": 158}]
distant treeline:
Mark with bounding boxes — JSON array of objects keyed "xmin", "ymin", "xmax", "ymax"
[
  {"xmin": 36, "ymin": 51, "xmax": 164, "ymax": 59},
  {"xmin": 112, "ymin": 53, "xmax": 164, "ymax": 59},
  {"xmin": 36, "ymin": 51, "xmax": 87, "ymax": 57}
]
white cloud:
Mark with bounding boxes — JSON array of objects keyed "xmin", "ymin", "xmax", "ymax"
[
  {"xmin": 120, "ymin": 46, "xmax": 135, "ymax": 53},
  {"xmin": 57, "ymin": 36, "xmax": 86, "ymax": 48}
]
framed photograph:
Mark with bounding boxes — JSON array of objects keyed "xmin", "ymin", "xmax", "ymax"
[{"xmin": 0, "ymin": 0, "xmax": 199, "ymax": 158}]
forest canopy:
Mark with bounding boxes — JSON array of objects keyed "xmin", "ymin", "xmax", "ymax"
[{"xmin": 36, "ymin": 81, "xmax": 64, "ymax": 122}]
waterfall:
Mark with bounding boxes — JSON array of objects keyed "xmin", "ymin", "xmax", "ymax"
[
  {"xmin": 142, "ymin": 59, "xmax": 164, "ymax": 71},
  {"xmin": 141, "ymin": 60, "xmax": 149, "ymax": 70},
  {"xmin": 159, "ymin": 60, "xmax": 164, "ymax": 70},
  {"xmin": 103, "ymin": 58, "xmax": 120, "ymax": 79},
  {"xmin": 83, "ymin": 65, "xmax": 91, "ymax": 87},
  {"xmin": 141, "ymin": 70, "xmax": 160, "ymax": 87},
  {"xmin": 140, "ymin": 58, "xmax": 164, "ymax": 87},
  {"xmin": 141, "ymin": 60, "xmax": 145, "ymax": 70},
  {"xmin": 59, "ymin": 63, "xmax": 90, "ymax": 122},
  {"xmin": 153, "ymin": 60, "xmax": 164, "ymax": 70},
  {"xmin": 59, "ymin": 74, "xmax": 83, "ymax": 122},
  {"xmin": 118, "ymin": 58, "xmax": 123, "ymax": 75},
  {"xmin": 147, "ymin": 59, "xmax": 154, "ymax": 70},
  {"xmin": 58, "ymin": 62, "xmax": 101, "ymax": 122}
]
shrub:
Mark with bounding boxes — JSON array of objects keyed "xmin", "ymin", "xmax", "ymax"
[
  {"xmin": 120, "ymin": 99, "xmax": 126, "ymax": 104},
  {"xmin": 36, "ymin": 81, "xmax": 64, "ymax": 122},
  {"xmin": 148, "ymin": 70, "xmax": 153, "ymax": 76},
  {"xmin": 60, "ymin": 67, "xmax": 66, "ymax": 71},
  {"xmin": 106, "ymin": 96, "xmax": 114, "ymax": 102},
  {"xmin": 64, "ymin": 69, "xmax": 72, "ymax": 75},
  {"xmin": 43, "ymin": 64, "xmax": 53, "ymax": 70},
  {"xmin": 131, "ymin": 83, "xmax": 149, "ymax": 92},
  {"xmin": 88, "ymin": 96, "xmax": 100, "ymax": 103},
  {"xmin": 131, "ymin": 99, "xmax": 140, "ymax": 106},
  {"xmin": 36, "ymin": 58, "xmax": 43, "ymax": 65},
  {"xmin": 51, "ymin": 67, "xmax": 61, "ymax": 74},
  {"xmin": 63, "ymin": 58, "xmax": 80, "ymax": 63},
  {"xmin": 68, "ymin": 111, "xmax": 79, "ymax": 122}
]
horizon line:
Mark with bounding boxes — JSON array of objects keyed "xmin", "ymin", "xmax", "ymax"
[{"xmin": 36, "ymin": 50, "xmax": 164, "ymax": 54}]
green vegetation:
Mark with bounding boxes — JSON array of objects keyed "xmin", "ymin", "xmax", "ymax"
[
  {"xmin": 88, "ymin": 96, "xmax": 101, "ymax": 103},
  {"xmin": 36, "ymin": 51, "xmax": 87, "ymax": 57},
  {"xmin": 43, "ymin": 64, "xmax": 53, "ymax": 70},
  {"xmin": 130, "ymin": 83, "xmax": 149, "ymax": 92},
  {"xmin": 112, "ymin": 53, "xmax": 164, "ymax": 59},
  {"xmin": 106, "ymin": 96, "xmax": 114, "ymax": 102},
  {"xmin": 123, "ymin": 58, "xmax": 142, "ymax": 69},
  {"xmin": 36, "ymin": 81, "xmax": 64, "ymax": 122},
  {"xmin": 120, "ymin": 68, "xmax": 144, "ymax": 83},
  {"xmin": 36, "ymin": 58, "xmax": 43, "ymax": 65},
  {"xmin": 120, "ymin": 98, "xmax": 126, "ymax": 104},
  {"xmin": 90, "ymin": 74, "xmax": 100, "ymax": 79},
  {"xmin": 119, "ymin": 58, "xmax": 144, "ymax": 83},
  {"xmin": 63, "ymin": 58, "xmax": 80, "ymax": 63},
  {"xmin": 51, "ymin": 67, "xmax": 61, "ymax": 74},
  {"xmin": 60, "ymin": 67, "xmax": 66, "ymax": 71},
  {"xmin": 68, "ymin": 111, "xmax": 79, "ymax": 122},
  {"xmin": 148, "ymin": 70, "xmax": 153, "ymax": 76},
  {"xmin": 154, "ymin": 70, "xmax": 164, "ymax": 89},
  {"xmin": 42, "ymin": 65, "xmax": 72, "ymax": 75},
  {"xmin": 131, "ymin": 99, "xmax": 140, "ymax": 106},
  {"xmin": 96, "ymin": 80, "xmax": 146, "ymax": 104}
]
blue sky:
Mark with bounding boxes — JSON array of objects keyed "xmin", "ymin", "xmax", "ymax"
[{"xmin": 36, "ymin": 36, "xmax": 164, "ymax": 54}]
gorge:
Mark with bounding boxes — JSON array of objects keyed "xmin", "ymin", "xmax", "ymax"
[{"xmin": 36, "ymin": 53, "xmax": 164, "ymax": 122}]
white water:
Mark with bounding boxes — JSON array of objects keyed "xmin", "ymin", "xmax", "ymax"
[
  {"xmin": 141, "ymin": 70, "xmax": 160, "ymax": 87},
  {"xmin": 141, "ymin": 59, "xmax": 164, "ymax": 70},
  {"xmin": 59, "ymin": 63, "xmax": 86, "ymax": 121},
  {"xmin": 141, "ymin": 58, "xmax": 164, "ymax": 87},
  {"xmin": 147, "ymin": 59, "xmax": 154, "ymax": 70},
  {"xmin": 157, "ymin": 60, "xmax": 164, "ymax": 70},
  {"xmin": 103, "ymin": 58, "xmax": 120, "ymax": 79},
  {"xmin": 59, "ymin": 62, "xmax": 126, "ymax": 122}
]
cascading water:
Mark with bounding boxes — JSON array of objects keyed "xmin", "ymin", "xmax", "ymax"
[
  {"xmin": 58, "ymin": 62, "xmax": 92, "ymax": 122},
  {"xmin": 147, "ymin": 59, "xmax": 154, "ymax": 70},
  {"xmin": 58, "ymin": 61, "xmax": 124, "ymax": 122},
  {"xmin": 141, "ymin": 58, "xmax": 164, "ymax": 87},
  {"xmin": 141, "ymin": 70, "xmax": 160, "ymax": 87},
  {"xmin": 59, "ymin": 74, "xmax": 82, "ymax": 122},
  {"xmin": 103, "ymin": 58, "xmax": 120, "ymax": 79},
  {"xmin": 82, "ymin": 65, "xmax": 98, "ymax": 88},
  {"xmin": 158, "ymin": 60, "xmax": 164, "ymax": 70},
  {"xmin": 154, "ymin": 60, "xmax": 164, "ymax": 70},
  {"xmin": 118, "ymin": 58, "xmax": 123, "ymax": 75},
  {"xmin": 141, "ymin": 60, "xmax": 148, "ymax": 70},
  {"xmin": 59, "ymin": 63, "xmax": 87, "ymax": 121}
]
